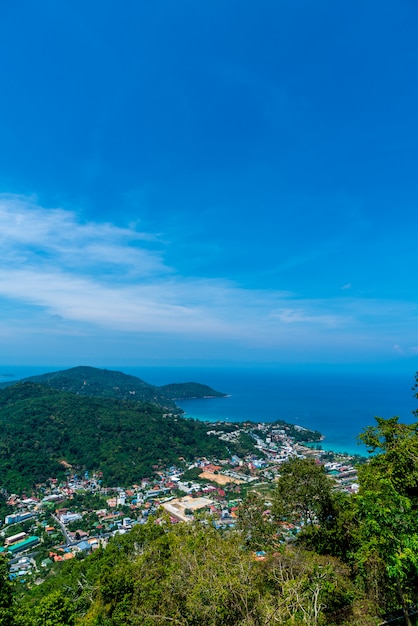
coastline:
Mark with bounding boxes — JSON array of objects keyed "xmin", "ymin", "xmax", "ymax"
[
  {"xmin": 2, "ymin": 364, "xmax": 412, "ymax": 458},
  {"xmin": 181, "ymin": 410, "xmax": 369, "ymax": 458},
  {"xmin": 304, "ymin": 440, "xmax": 367, "ymax": 457}
]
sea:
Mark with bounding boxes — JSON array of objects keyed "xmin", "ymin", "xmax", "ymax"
[{"xmin": 1, "ymin": 364, "xmax": 416, "ymax": 458}]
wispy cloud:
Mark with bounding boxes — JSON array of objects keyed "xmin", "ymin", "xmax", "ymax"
[
  {"xmin": 0, "ymin": 194, "xmax": 164, "ymax": 279},
  {"xmin": 0, "ymin": 194, "xmax": 417, "ymax": 361},
  {"xmin": 270, "ymin": 308, "xmax": 341, "ymax": 327}
]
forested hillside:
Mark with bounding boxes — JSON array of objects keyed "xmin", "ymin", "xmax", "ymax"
[
  {"xmin": 0, "ymin": 382, "xmax": 237, "ymax": 492},
  {"xmin": 159, "ymin": 381, "xmax": 226, "ymax": 399},
  {"xmin": 0, "ymin": 366, "xmax": 226, "ymax": 410}
]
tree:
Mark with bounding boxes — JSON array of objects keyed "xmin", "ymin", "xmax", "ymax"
[
  {"xmin": 261, "ymin": 548, "xmax": 355, "ymax": 626},
  {"xmin": 237, "ymin": 491, "xmax": 278, "ymax": 550},
  {"xmin": 24, "ymin": 590, "xmax": 76, "ymax": 626},
  {"xmin": 355, "ymin": 478, "xmax": 418, "ymax": 626},
  {"xmin": 88, "ymin": 522, "xmax": 263, "ymax": 625},
  {"xmin": 272, "ymin": 457, "xmax": 334, "ymax": 528},
  {"xmin": 358, "ymin": 416, "xmax": 418, "ymax": 500},
  {"xmin": 300, "ymin": 490, "xmax": 358, "ymax": 562},
  {"xmin": 0, "ymin": 555, "xmax": 14, "ymax": 626},
  {"xmin": 356, "ymin": 409, "xmax": 418, "ymax": 625}
]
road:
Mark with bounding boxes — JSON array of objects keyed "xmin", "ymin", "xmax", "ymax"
[{"xmin": 51, "ymin": 513, "xmax": 72, "ymax": 546}]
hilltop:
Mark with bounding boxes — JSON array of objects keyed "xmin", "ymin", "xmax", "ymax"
[
  {"xmin": 0, "ymin": 366, "xmax": 226, "ymax": 411},
  {"xmin": 159, "ymin": 381, "xmax": 228, "ymax": 400}
]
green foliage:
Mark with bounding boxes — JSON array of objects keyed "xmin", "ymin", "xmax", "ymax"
[
  {"xmin": 17, "ymin": 519, "xmax": 359, "ymax": 625},
  {"xmin": 354, "ymin": 478, "xmax": 418, "ymax": 624},
  {"xmin": 16, "ymin": 590, "xmax": 76, "ymax": 626},
  {"xmin": 358, "ymin": 416, "xmax": 418, "ymax": 499},
  {"xmin": 237, "ymin": 492, "xmax": 278, "ymax": 551},
  {"xmin": 181, "ymin": 466, "xmax": 205, "ymax": 481},
  {"xmin": 0, "ymin": 555, "xmax": 15, "ymax": 626},
  {"xmin": 65, "ymin": 491, "xmax": 109, "ymax": 512},
  {"xmin": 0, "ymin": 366, "xmax": 176, "ymax": 409},
  {"xmin": 261, "ymin": 548, "xmax": 356, "ymax": 625},
  {"xmin": 236, "ymin": 431, "xmax": 259, "ymax": 456},
  {"xmin": 95, "ymin": 525, "xmax": 258, "ymax": 625},
  {"xmin": 356, "ymin": 410, "xmax": 418, "ymax": 624},
  {"xmin": 159, "ymin": 381, "xmax": 227, "ymax": 399},
  {"xmin": 0, "ymin": 366, "xmax": 225, "ymax": 409},
  {"xmin": 0, "ymin": 494, "xmax": 12, "ymax": 525},
  {"xmin": 0, "ymin": 383, "xmax": 247, "ymax": 491},
  {"xmin": 299, "ymin": 491, "xmax": 359, "ymax": 562},
  {"xmin": 67, "ymin": 512, "xmax": 99, "ymax": 534},
  {"xmin": 413, "ymin": 372, "xmax": 418, "ymax": 418},
  {"xmin": 272, "ymin": 420, "xmax": 323, "ymax": 443},
  {"xmin": 272, "ymin": 457, "xmax": 334, "ymax": 527}
]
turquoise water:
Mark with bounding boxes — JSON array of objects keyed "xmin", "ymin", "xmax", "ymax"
[
  {"xmin": 134, "ymin": 366, "xmax": 417, "ymax": 457},
  {"xmin": 1, "ymin": 365, "xmax": 416, "ymax": 457}
]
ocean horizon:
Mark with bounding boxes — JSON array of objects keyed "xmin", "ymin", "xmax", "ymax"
[
  {"xmin": 142, "ymin": 366, "xmax": 417, "ymax": 457},
  {"xmin": 1, "ymin": 364, "xmax": 416, "ymax": 458}
]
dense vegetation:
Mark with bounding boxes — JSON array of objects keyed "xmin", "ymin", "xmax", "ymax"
[
  {"xmin": 159, "ymin": 381, "xmax": 226, "ymax": 399},
  {"xmin": 0, "ymin": 366, "xmax": 226, "ymax": 410},
  {"xmin": 0, "ymin": 382, "xmax": 240, "ymax": 492},
  {"xmin": 7, "ymin": 519, "xmax": 363, "ymax": 626}
]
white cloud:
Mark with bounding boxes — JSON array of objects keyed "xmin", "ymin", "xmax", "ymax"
[
  {"xmin": 0, "ymin": 194, "xmax": 417, "ymax": 361},
  {"xmin": 270, "ymin": 307, "xmax": 341, "ymax": 327},
  {"xmin": 0, "ymin": 193, "xmax": 164, "ymax": 278}
]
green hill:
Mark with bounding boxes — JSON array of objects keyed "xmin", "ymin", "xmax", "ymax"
[
  {"xmin": 0, "ymin": 366, "xmax": 226, "ymax": 410},
  {"xmin": 159, "ymin": 381, "xmax": 226, "ymax": 399},
  {"xmin": 0, "ymin": 382, "xmax": 233, "ymax": 492}
]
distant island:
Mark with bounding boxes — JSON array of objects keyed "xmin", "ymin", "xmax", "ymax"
[{"xmin": 0, "ymin": 365, "xmax": 227, "ymax": 412}]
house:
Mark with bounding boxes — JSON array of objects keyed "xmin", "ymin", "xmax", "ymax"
[
  {"xmin": 7, "ymin": 536, "xmax": 39, "ymax": 554},
  {"xmin": 75, "ymin": 540, "xmax": 92, "ymax": 553},
  {"xmin": 60, "ymin": 512, "xmax": 82, "ymax": 524}
]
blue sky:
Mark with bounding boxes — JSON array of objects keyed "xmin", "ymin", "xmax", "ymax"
[{"xmin": 0, "ymin": 0, "xmax": 417, "ymax": 369}]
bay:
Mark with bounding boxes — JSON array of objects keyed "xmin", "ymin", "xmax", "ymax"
[
  {"xmin": 130, "ymin": 366, "xmax": 417, "ymax": 457},
  {"xmin": 1, "ymin": 364, "xmax": 416, "ymax": 457}
]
